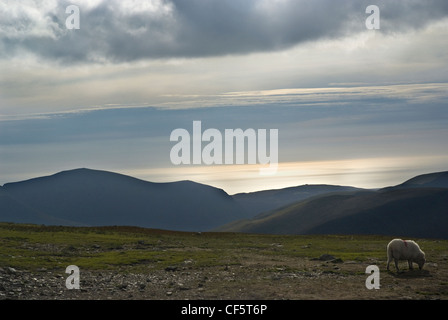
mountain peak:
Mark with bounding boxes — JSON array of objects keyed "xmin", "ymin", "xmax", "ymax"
[
  {"xmin": 1, "ymin": 168, "xmax": 242, "ymax": 231},
  {"xmin": 395, "ymin": 171, "xmax": 448, "ymax": 189}
]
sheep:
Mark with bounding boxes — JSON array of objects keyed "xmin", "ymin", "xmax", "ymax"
[{"xmin": 386, "ymin": 239, "xmax": 426, "ymax": 272}]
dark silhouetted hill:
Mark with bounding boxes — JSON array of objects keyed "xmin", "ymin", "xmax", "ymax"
[
  {"xmin": 384, "ymin": 171, "xmax": 448, "ymax": 190},
  {"xmin": 2, "ymin": 169, "xmax": 447, "ymax": 238},
  {"xmin": 0, "ymin": 168, "xmax": 244, "ymax": 231},
  {"xmin": 218, "ymin": 171, "xmax": 448, "ymax": 239},
  {"xmin": 232, "ymin": 184, "xmax": 364, "ymax": 218}
]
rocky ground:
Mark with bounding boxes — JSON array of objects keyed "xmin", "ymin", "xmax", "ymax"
[
  {"xmin": 1, "ymin": 254, "xmax": 446, "ymax": 300},
  {"xmin": 1, "ymin": 225, "xmax": 447, "ymax": 302}
]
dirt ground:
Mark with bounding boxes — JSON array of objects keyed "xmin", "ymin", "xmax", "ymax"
[{"xmin": 1, "ymin": 252, "xmax": 446, "ymax": 301}]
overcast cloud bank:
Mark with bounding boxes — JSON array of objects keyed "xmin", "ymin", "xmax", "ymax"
[{"xmin": 1, "ymin": 0, "xmax": 448, "ymax": 63}]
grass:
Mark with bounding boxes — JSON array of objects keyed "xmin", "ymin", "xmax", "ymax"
[
  {"xmin": 3, "ymin": 222, "xmax": 448, "ymax": 300},
  {"xmin": 0, "ymin": 222, "xmax": 446, "ymax": 273}
]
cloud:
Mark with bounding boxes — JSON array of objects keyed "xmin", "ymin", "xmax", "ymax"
[
  {"xmin": 1, "ymin": 101, "xmax": 447, "ymax": 192},
  {"xmin": 1, "ymin": 0, "xmax": 448, "ymax": 64}
]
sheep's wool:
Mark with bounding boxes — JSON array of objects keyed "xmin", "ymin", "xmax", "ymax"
[{"xmin": 387, "ymin": 239, "xmax": 426, "ymax": 272}]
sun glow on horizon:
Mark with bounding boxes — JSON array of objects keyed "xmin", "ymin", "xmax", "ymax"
[{"xmin": 121, "ymin": 155, "xmax": 448, "ymax": 195}]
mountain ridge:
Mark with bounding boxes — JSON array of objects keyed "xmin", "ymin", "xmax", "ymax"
[
  {"xmin": 1, "ymin": 168, "xmax": 243, "ymax": 231},
  {"xmin": 380, "ymin": 170, "xmax": 448, "ymax": 190},
  {"xmin": 218, "ymin": 171, "xmax": 448, "ymax": 239},
  {"xmin": 232, "ymin": 184, "xmax": 366, "ymax": 218},
  {"xmin": 1, "ymin": 168, "xmax": 447, "ymax": 238}
]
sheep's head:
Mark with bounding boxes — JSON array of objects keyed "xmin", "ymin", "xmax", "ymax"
[{"xmin": 417, "ymin": 252, "xmax": 426, "ymax": 270}]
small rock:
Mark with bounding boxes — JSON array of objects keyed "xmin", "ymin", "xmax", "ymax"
[
  {"xmin": 7, "ymin": 267, "xmax": 17, "ymax": 274},
  {"xmin": 178, "ymin": 283, "xmax": 190, "ymax": 291},
  {"xmin": 117, "ymin": 284, "xmax": 127, "ymax": 290},
  {"xmin": 318, "ymin": 254, "xmax": 335, "ymax": 261},
  {"xmin": 165, "ymin": 266, "xmax": 178, "ymax": 272}
]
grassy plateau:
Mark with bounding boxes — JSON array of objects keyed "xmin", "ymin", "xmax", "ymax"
[{"xmin": 1, "ymin": 222, "xmax": 447, "ymax": 300}]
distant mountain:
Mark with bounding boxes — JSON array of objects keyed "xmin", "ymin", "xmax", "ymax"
[
  {"xmin": 218, "ymin": 171, "xmax": 448, "ymax": 239},
  {"xmin": 0, "ymin": 187, "xmax": 55, "ymax": 224},
  {"xmin": 0, "ymin": 169, "xmax": 369, "ymax": 232},
  {"xmin": 2, "ymin": 168, "xmax": 447, "ymax": 238},
  {"xmin": 0, "ymin": 168, "xmax": 244, "ymax": 231},
  {"xmin": 307, "ymin": 188, "xmax": 448, "ymax": 239},
  {"xmin": 232, "ymin": 184, "xmax": 364, "ymax": 218},
  {"xmin": 385, "ymin": 171, "xmax": 448, "ymax": 189}
]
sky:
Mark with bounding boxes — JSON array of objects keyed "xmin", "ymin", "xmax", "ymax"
[{"xmin": 1, "ymin": 0, "xmax": 448, "ymax": 194}]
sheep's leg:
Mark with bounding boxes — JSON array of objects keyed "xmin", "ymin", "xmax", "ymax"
[
  {"xmin": 394, "ymin": 258, "xmax": 400, "ymax": 272},
  {"xmin": 408, "ymin": 260, "xmax": 413, "ymax": 270}
]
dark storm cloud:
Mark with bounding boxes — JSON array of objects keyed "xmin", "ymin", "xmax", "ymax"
[{"xmin": 1, "ymin": 0, "xmax": 448, "ymax": 63}]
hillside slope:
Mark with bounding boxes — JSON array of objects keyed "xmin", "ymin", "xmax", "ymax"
[
  {"xmin": 0, "ymin": 168, "xmax": 244, "ymax": 231},
  {"xmin": 386, "ymin": 171, "xmax": 448, "ymax": 189},
  {"xmin": 218, "ymin": 171, "xmax": 448, "ymax": 239},
  {"xmin": 232, "ymin": 184, "xmax": 364, "ymax": 218}
]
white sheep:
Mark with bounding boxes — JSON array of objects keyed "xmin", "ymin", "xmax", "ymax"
[{"xmin": 386, "ymin": 239, "xmax": 426, "ymax": 272}]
